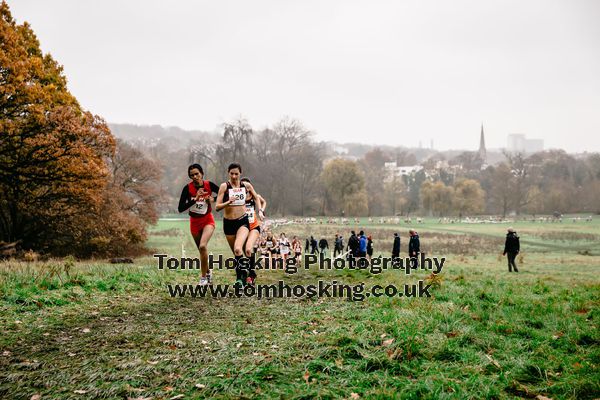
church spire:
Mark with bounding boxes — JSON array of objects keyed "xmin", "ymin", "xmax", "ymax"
[{"xmin": 478, "ymin": 123, "xmax": 486, "ymax": 162}]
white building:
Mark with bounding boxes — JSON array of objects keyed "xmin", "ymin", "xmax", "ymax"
[
  {"xmin": 332, "ymin": 145, "xmax": 349, "ymax": 155},
  {"xmin": 507, "ymin": 134, "xmax": 544, "ymax": 153},
  {"xmin": 384, "ymin": 162, "xmax": 423, "ymax": 182}
]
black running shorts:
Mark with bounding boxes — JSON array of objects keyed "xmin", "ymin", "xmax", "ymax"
[{"xmin": 223, "ymin": 215, "xmax": 250, "ymax": 236}]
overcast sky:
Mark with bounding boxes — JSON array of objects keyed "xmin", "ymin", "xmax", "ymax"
[{"xmin": 8, "ymin": 0, "xmax": 600, "ymax": 152}]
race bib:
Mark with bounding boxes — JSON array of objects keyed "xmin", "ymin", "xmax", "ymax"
[
  {"xmin": 190, "ymin": 199, "xmax": 208, "ymax": 215},
  {"xmin": 245, "ymin": 204, "xmax": 255, "ymax": 224},
  {"xmin": 228, "ymin": 187, "xmax": 246, "ymax": 206}
]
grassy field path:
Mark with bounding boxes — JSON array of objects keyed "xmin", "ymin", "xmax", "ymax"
[{"xmin": 1, "ymin": 218, "xmax": 599, "ymax": 399}]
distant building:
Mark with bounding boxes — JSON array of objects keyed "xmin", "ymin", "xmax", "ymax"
[
  {"xmin": 525, "ymin": 139, "xmax": 544, "ymax": 153},
  {"xmin": 507, "ymin": 134, "xmax": 544, "ymax": 153},
  {"xmin": 384, "ymin": 162, "xmax": 423, "ymax": 182},
  {"xmin": 434, "ymin": 160, "xmax": 449, "ymax": 169},
  {"xmin": 507, "ymin": 134, "xmax": 525, "ymax": 152},
  {"xmin": 478, "ymin": 124, "xmax": 487, "ymax": 163},
  {"xmin": 332, "ymin": 145, "xmax": 349, "ymax": 155}
]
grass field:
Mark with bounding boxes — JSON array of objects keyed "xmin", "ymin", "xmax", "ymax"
[{"xmin": 1, "ymin": 216, "xmax": 599, "ymax": 399}]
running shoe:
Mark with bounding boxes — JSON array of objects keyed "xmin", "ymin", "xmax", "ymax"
[
  {"xmin": 234, "ymin": 279, "xmax": 244, "ymax": 288},
  {"xmin": 246, "ymin": 276, "xmax": 255, "ymax": 286},
  {"xmin": 199, "ymin": 276, "xmax": 209, "ymax": 286}
]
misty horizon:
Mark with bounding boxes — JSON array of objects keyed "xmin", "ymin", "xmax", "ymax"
[
  {"xmin": 108, "ymin": 122, "xmax": 578, "ymax": 155},
  {"xmin": 8, "ymin": 0, "xmax": 600, "ymax": 152}
]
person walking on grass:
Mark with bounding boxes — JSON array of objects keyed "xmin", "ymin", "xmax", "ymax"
[
  {"xmin": 347, "ymin": 230, "xmax": 359, "ymax": 266},
  {"xmin": 408, "ymin": 229, "xmax": 420, "ymax": 268},
  {"xmin": 503, "ymin": 227, "xmax": 520, "ymax": 272},
  {"xmin": 392, "ymin": 232, "xmax": 400, "ymax": 265},
  {"xmin": 319, "ymin": 237, "xmax": 329, "ymax": 256},
  {"xmin": 358, "ymin": 231, "xmax": 368, "ymax": 267},
  {"xmin": 333, "ymin": 234, "xmax": 344, "ymax": 257},
  {"xmin": 367, "ymin": 235, "xmax": 373, "ymax": 262},
  {"xmin": 310, "ymin": 236, "xmax": 318, "ymax": 254}
]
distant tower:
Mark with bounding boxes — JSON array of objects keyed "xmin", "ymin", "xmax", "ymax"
[{"xmin": 478, "ymin": 123, "xmax": 487, "ymax": 162}]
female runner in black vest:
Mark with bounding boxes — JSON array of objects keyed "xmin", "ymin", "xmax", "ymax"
[{"xmin": 215, "ymin": 163, "xmax": 262, "ymax": 285}]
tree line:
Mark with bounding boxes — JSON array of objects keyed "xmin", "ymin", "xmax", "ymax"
[
  {"xmin": 151, "ymin": 117, "xmax": 600, "ymax": 218},
  {"xmin": 361, "ymin": 148, "xmax": 599, "ymax": 217}
]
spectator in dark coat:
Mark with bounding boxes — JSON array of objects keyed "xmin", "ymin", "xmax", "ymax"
[
  {"xmin": 347, "ymin": 231, "xmax": 359, "ymax": 256},
  {"xmin": 347, "ymin": 230, "xmax": 359, "ymax": 266},
  {"xmin": 319, "ymin": 238, "xmax": 329, "ymax": 255},
  {"xmin": 408, "ymin": 230, "xmax": 420, "ymax": 267},
  {"xmin": 334, "ymin": 234, "xmax": 344, "ymax": 257},
  {"xmin": 358, "ymin": 231, "xmax": 368, "ymax": 267},
  {"xmin": 392, "ymin": 232, "xmax": 400, "ymax": 263},
  {"xmin": 503, "ymin": 227, "xmax": 520, "ymax": 272},
  {"xmin": 310, "ymin": 236, "xmax": 318, "ymax": 254},
  {"xmin": 358, "ymin": 231, "xmax": 367, "ymax": 257}
]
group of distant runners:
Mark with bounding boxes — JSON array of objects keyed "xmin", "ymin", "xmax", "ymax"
[{"xmin": 255, "ymin": 231, "xmax": 304, "ymax": 265}]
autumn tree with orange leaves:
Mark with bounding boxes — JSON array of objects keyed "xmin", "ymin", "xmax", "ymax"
[{"xmin": 0, "ymin": 2, "xmax": 160, "ymax": 256}]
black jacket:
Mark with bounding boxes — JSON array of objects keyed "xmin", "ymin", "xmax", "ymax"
[
  {"xmin": 392, "ymin": 236, "xmax": 400, "ymax": 255},
  {"xmin": 348, "ymin": 234, "xmax": 359, "ymax": 252},
  {"xmin": 503, "ymin": 232, "xmax": 520, "ymax": 254},
  {"xmin": 311, "ymin": 238, "xmax": 318, "ymax": 249},
  {"xmin": 319, "ymin": 239, "xmax": 329, "ymax": 249},
  {"xmin": 408, "ymin": 234, "xmax": 420, "ymax": 256}
]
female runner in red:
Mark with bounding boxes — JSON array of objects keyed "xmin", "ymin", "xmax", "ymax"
[{"xmin": 178, "ymin": 164, "xmax": 219, "ymax": 286}]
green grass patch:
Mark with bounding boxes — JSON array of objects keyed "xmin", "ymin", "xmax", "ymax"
[{"xmin": 0, "ymin": 217, "xmax": 598, "ymax": 398}]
